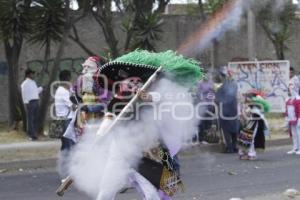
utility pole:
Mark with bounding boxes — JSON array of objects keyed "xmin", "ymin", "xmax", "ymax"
[{"xmin": 247, "ymin": 8, "xmax": 256, "ymax": 61}]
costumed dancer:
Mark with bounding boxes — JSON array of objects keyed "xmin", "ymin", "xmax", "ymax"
[
  {"xmin": 63, "ymin": 56, "xmax": 111, "ymax": 144},
  {"xmin": 285, "ymin": 83, "xmax": 300, "ymax": 155},
  {"xmin": 237, "ymin": 90, "xmax": 270, "ymax": 160},
  {"xmin": 66, "ymin": 50, "xmax": 203, "ymax": 200},
  {"xmin": 58, "ymin": 56, "xmax": 111, "ymax": 181}
]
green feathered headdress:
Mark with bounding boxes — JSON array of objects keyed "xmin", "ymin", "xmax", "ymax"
[
  {"xmin": 114, "ymin": 50, "xmax": 203, "ymax": 86},
  {"xmin": 251, "ymin": 96, "xmax": 270, "ymax": 113}
]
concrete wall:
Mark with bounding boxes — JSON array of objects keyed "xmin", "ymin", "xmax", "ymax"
[{"xmin": 0, "ymin": 15, "xmax": 299, "ymax": 121}]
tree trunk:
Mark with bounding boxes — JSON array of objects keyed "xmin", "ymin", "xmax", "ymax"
[
  {"xmin": 36, "ymin": 42, "xmax": 51, "ymax": 134},
  {"xmin": 37, "ymin": 0, "xmax": 72, "ymax": 134},
  {"xmin": 101, "ymin": 21, "xmax": 119, "ymax": 58},
  {"xmin": 94, "ymin": 15, "xmax": 119, "ymax": 58},
  {"xmin": 198, "ymin": 0, "xmax": 205, "ymax": 18},
  {"xmin": 69, "ymin": 25, "xmax": 97, "ymax": 56},
  {"xmin": 5, "ymin": 39, "xmax": 26, "ymax": 130},
  {"xmin": 210, "ymin": 39, "xmax": 219, "ymax": 69},
  {"xmin": 274, "ymin": 43, "xmax": 285, "ymax": 60},
  {"xmin": 69, "ymin": 35, "xmax": 96, "ymax": 56}
]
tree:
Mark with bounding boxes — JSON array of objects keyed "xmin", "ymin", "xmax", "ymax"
[
  {"xmin": 130, "ymin": 13, "xmax": 164, "ymax": 51},
  {"xmin": 68, "ymin": 0, "xmax": 98, "ymax": 56},
  {"xmin": 29, "ymin": 0, "xmax": 65, "ymax": 84},
  {"xmin": 198, "ymin": 0, "xmax": 205, "ymax": 18},
  {"xmin": 256, "ymin": 0, "xmax": 297, "ymax": 60},
  {"xmin": 89, "ymin": 0, "xmax": 170, "ymax": 58},
  {"xmin": 28, "ymin": 0, "xmax": 66, "ymax": 133},
  {"xmin": 56, "ymin": 0, "xmax": 170, "ymax": 58},
  {"xmin": 29, "ymin": 0, "xmax": 88, "ymax": 133},
  {"xmin": 0, "ymin": 0, "xmax": 32, "ymax": 129}
]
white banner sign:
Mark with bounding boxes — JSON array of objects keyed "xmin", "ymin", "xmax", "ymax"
[{"xmin": 229, "ymin": 60, "xmax": 290, "ymax": 112}]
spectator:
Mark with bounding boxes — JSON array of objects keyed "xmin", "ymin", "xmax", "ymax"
[
  {"xmin": 197, "ymin": 73, "xmax": 215, "ymax": 143},
  {"xmin": 55, "ymin": 70, "xmax": 75, "ymax": 151},
  {"xmin": 21, "ymin": 68, "xmax": 43, "ymax": 141},
  {"xmin": 215, "ymin": 66, "xmax": 239, "ymax": 153},
  {"xmin": 285, "ymin": 83, "xmax": 300, "ymax": 155},
  {"xmin": 289, "ymin": 67, "xmax": 300, "ymax": 94}
]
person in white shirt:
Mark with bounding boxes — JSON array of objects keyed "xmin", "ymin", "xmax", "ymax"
[
  {"xmin": 289, "ymin": 67, "xmax": 300, "ymax": 94},
  {"xmin": 54, "ymin": 70, "xmax": 75, "ymax": 150},
  {"xmin": 55, "ymin": 70, "xmax": 74, "ymax": 120},
  {"xmin": 55, "ymin": 70, "xmax": 76, "ymax": 179},
  {"xmin": 21, "ymin": 69, "xmax": 43, "ymax": 140}
]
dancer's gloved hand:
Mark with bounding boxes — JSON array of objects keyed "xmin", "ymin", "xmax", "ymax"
[{"xmin": 137, "ymin": 89, "xmax": 152, "ymax": 102}]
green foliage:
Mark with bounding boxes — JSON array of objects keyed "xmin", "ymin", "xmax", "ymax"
[
  {"xmin": 29, "ymin": 0, "xmax": 65, "ymax": 47},
  {"xmin": 256, "ymin": 0, "xmax": 297, "ymax": 59},
  {"xmin": 130, "ymin": 13, "xmax": 164, "ymax": 51},
  {"xmin": 204, "ymin": 0, "xmax": 229, "ymax": 14},
  {"xmin": 258, "ymin": 1, "xmax": 296, "ymax": 42},
  {"xmin": 186, "ymin": 4, "xmax": 202, "ymax": 15},
  {"xmin": 0, "ymin": 0, "xmax": 31, "ymax": 41},
  {"xmin": 114, "ymin": 0, "xmax": 170, "ymax": 55}
]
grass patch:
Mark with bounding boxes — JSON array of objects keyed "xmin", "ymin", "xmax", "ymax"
[
  {"xmin": 0, "ymin": 124, "xmax": 28, "ymax": 143},
  {"xmin": 265, "ymin": 115, "xmax": 289, "ymax": 139},
  {"xmin": 0, "ymin": 122, "xmax": 53, "ymax": 144}
]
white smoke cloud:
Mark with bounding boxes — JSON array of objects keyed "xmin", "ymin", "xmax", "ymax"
[{"xmin": 67, "ymin": 78, "xmax": 199, "ymax": 199}]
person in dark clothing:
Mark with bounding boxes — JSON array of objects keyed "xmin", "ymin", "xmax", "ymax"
[{"xmin": 215, "ymin": 66, "xmax": 239, "ymax": 153}]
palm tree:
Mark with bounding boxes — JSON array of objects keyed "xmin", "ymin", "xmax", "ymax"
[
  {"xmin": 29, "ymin": 0, "xmax": 88, "ymax": 133},
  {"xmin": 29, "ymin": 0, "xmax": 65, "ymax": 84},
  {"xmin": 28, "ymin": 0, "xmax": 66, "ymax": 133},
  {"xmin": 130, "ymin": 13, "xmax": 164, "ymax": 51},
  {"xmin": 0, "ymin": 0, "xmax": 32, "ymax": 129}
]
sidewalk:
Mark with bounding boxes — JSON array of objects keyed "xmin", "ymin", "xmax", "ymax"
[
  {"xmin": 0, "ymin": 140, "xmax": 60, "ymax": 171},
  {"xmin": 0, "ymin": 136, "xmax": 291, "ymax": 172}
]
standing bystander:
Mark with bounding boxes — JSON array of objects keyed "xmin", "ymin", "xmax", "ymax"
[
  {"xmin": 285, "ymin": 83, "xmax": 300, "ymax": 155},
  {"xmin": 54, "ymin": 70, "xmax": 75, "ymax": 150},
  {"xmin": 197, "ymin": 73, "xmax": 215, "ymax": 143},
  {"xmin": 21, "ymin": 68, "xmax": 43, "ymax": 140},
  {"xmin": 289, "ymin": 67, "xmax": 300, "ymax": 93},
  {"xmin": 215, "ymin": 66, "xmax": 239, "ymax": 153}
]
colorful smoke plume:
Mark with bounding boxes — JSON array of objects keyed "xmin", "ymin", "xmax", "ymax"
[{"xmin": 177, "ymin": 0, "xmax": 244, "ymax": 56}]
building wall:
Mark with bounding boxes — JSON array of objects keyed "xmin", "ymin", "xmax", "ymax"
[{"xmin": 0, "ymin": 15, "xmax": 299, "ymax": 121}]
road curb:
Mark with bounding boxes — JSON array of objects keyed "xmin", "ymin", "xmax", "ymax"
[
  {"xmin": 181, "ymin": 138, "xmax": 291, "ymax": 155},
  {"xmin": 0, "ymin": 158, "xmax": 57, "ymax": 172},
  {"xmin": 0, "ymin": 138, "xmax": 291, "ymax": 171}
]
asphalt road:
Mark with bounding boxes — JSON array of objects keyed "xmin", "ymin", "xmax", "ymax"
[{"xmin": 1, "ymin": 145, "xmax": 300, "ymax": 200}]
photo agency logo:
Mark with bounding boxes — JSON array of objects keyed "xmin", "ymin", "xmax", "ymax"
[{"xmin": 50, "ymin": 76, "xmax": 264, "ymax": 122}]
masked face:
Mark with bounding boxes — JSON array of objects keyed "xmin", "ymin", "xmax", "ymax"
[
  {"xmin": 116, "ymin": 77, "xmax": 143, "ymax": 99},
  {"xmin": 120, "ymin": 77, "xmax": 143, "ymax": 93},
  {"xmin": 82, "ymin": 65, "xmax": 97, "ymax": 74},
  {"xmin": 81, "ymin": 57, "xmax": 99, "ymax": 74},
  {"xmin": 288, "ymin": 84, "xmax": 298, "ymax": 97}
]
